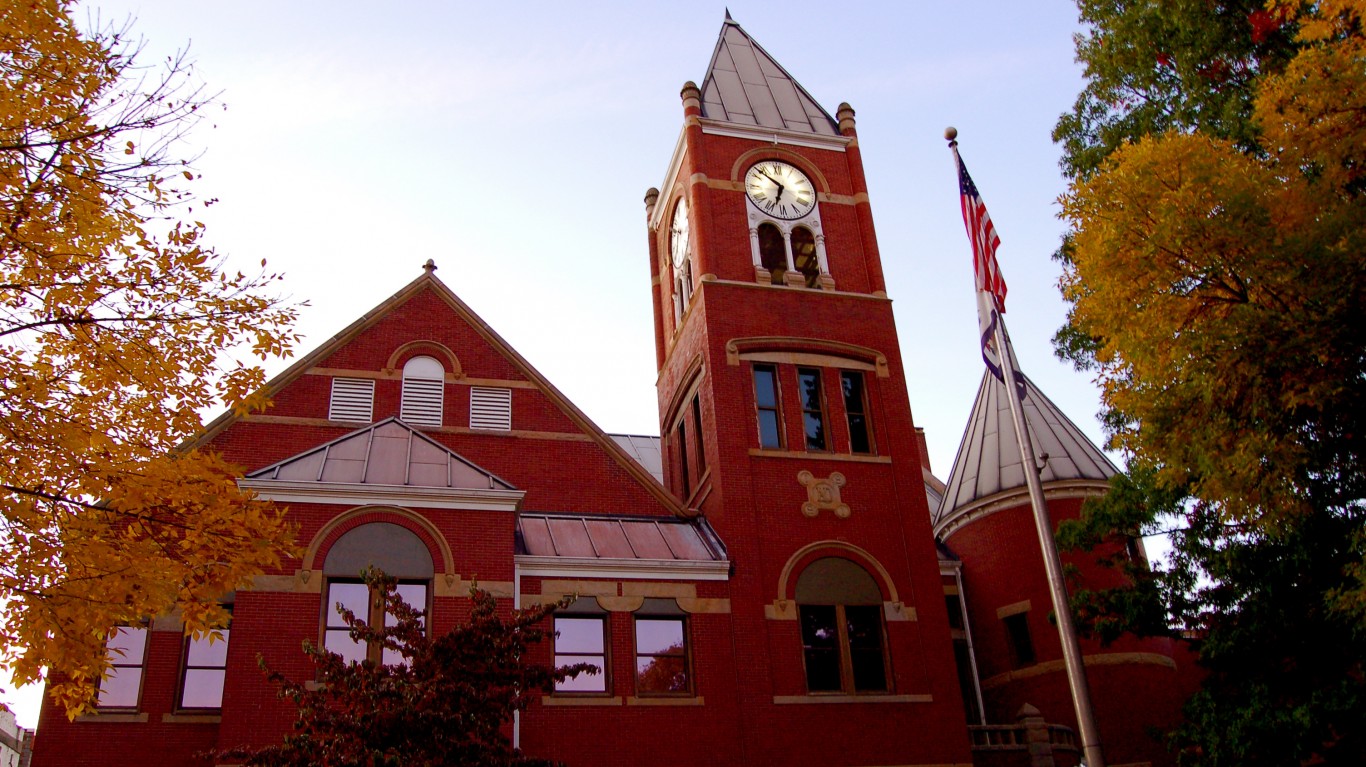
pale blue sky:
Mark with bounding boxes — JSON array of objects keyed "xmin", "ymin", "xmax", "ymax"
[{"xmin": 5, "ymin": 0, "xmax": 1106, "ymax": 726}]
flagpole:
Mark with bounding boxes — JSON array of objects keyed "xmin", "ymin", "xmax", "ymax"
[{"xmin": 947, "ymin": 128, "xmax": 1106, "ymax": 767}]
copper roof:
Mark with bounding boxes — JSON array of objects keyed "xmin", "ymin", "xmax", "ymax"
[
  {"xmin": 245, "ymin": 417, "xmax": 514, "ymax": 490},
  {"xmin": 516, "ymin": 513, "xmax": 726, "ymax": 563},
  {"xmin": 699, "ymin": 16, "xmax": 839, "ymax": 136},
  {"xmin": 935, "ymin": 371, "xmax": 1117, "ymax": 531}
]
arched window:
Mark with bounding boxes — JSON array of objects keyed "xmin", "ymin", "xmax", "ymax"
[
  {"xmin": 791, "ymin": 226, "xmax": 820, "ymax": 287},
  {"xmin": 401, "ymin": 355, "xmax": 444, "ymax": 427},
  {"xmin": 757, "ymin": 223, "xmax": 787, "ymax": 285},
  {"xmin": 323, "ymin": 522, "xmax": 433, "ymax": 664},
  {"xmin": 795, "ymin": 557, "xmax": 888, "ymax": 693}
]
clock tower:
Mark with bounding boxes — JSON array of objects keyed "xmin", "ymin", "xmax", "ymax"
[{"xmin": 644, "ymin": 16, "xmax": 974, "ymax": 765}]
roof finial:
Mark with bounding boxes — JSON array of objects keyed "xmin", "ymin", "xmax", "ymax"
[
  {"xmin": 945, "ymin": 125, "xmax": 959, "ymax": 148},
  {"xmin": 725, "ymin": 8, "xmax": 733, "ymax": 21},
  {"xmin": 423, "ymin": 259, "xmax": 437, "ymax": 273}
]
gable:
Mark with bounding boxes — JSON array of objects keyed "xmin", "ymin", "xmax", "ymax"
[{"xmin": 197, "ymin": 267, "xmax": 687, "ymax": 518}]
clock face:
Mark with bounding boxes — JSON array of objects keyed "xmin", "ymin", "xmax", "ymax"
[
  {"xmin": 745, "ymin": 160, "xmax": 816, "ymax": 220},
  {"xmin": 670, "ymin": 198, "xmax": 691, "ymax": 268}
]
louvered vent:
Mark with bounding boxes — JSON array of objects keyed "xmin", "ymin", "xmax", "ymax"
[
  {"xmin": 401, "ymin": 377, "xmax": 444, "ymax": 427},
  {"xmin": 469, "ymin": 387, "xmax": 512, "ymax": 431},
  {"xmin": 329, "ymin": 378, "xmax": 374, "ymax": 423}
]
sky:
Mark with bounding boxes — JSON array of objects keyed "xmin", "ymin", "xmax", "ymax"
[{"xmin": 4, "ymin": 0, "xmax": 1105, "ymax": 727}]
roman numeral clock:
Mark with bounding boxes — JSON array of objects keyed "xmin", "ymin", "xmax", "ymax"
[{"xmin": 743, "ymin": 159, "xmax": 832, "ymax": 289}]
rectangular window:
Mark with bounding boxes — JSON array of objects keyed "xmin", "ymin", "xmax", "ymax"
[
  {"xmin": 469, "ymin": 386, "xmax": 512, "ymax": 430},
  {"xmin": 841, "ymin": 371, "xmax": 874, "ymax": 454},
  {"xmin": 324, "ymin": 581, "xmax": 427, "ymax": 665},
  {"xmin": 180, "ymin": 625, "xmax": 230, "ymax": 710},
  {"xmin": 97, "ymin": 626, "xmax": 149, "ymax": 709},
  {"xmin": 329, "ymin": 377, "xmax": 375, "ymax": 422},
  {"xmin": 798, "ymin": 605, "xmax": 887, "ymax": 694},
  {"xmin": 554, "ymin": 616, "xmax": 608, "ymax": 693},
  {"xmin": 753, "ymin": 364, "xmax": 783, "ymax": 448},
  {"xmin": 797, "ymin": 368, "xmax": 827, "ymax": 451},
  {"xmin": 1004, "ymin": 612, "xmax": 1036, "ymax": 668},
  {"xmin": 634, "ymin": 616, "xmax": 690, "ymax": 695}
]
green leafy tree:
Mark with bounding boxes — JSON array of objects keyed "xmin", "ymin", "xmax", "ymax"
[
  {"xmin": 1055, "ymin": 1, "xmax": 1366, "ymax": 763},
  {"xmin": 1, "ymin": 0, "xmax": 297, "ymax": 713},
  {"xmin": 226, "ymin": 571, "xmax": 596, "ymax": 767}
]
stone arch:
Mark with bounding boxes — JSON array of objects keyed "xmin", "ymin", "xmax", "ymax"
[
  {"xmin": 305, "ymin": 506, "xmax": 455, "ymax": 578},
  {"xmin": 775, "ymin": 540, "xmax": 898, "ymax": 604},
  {"xmin": 384, "ymin": 340, "xmax": 462, "ymax": 379}
]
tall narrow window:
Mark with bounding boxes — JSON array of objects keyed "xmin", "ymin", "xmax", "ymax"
[
  {"xmin": 676, "ymin": 420, "xmax": 690, "ymax": 499},
  {"xmin": 97, "ymin": 626, "xmax": 148, "ymax": 709},
  {"xmin": 554, "ymin": 615, "xmax": 608, "ymax": 693},
  {"xmin": 757, "ymin": 223, "xmax": 786, "ymax": 284},
  {"xmin": 753, "ymin": 364, "xmax": 783, "ymax": 449},
  {"xmin": 690, "ymin": 396, "xmax": 706, "ymax": 477},
  {"xmin": 797, "ymin": 368, "xmax": 827, "ymax": 451},
  {"xmin": 635, "ymin": 600, "xmax": 691, "ymax": 696},
  {"xmin": 400, "ymin": 355, "xmax": 444, "ymax": 427},
  {"xmin": 324, "ymin": 580, "xmax": 428, "ymax": 665},
  {"xmin": 791, "ymin": 226, "xmax": 819, "ymax": 287},
  {"xmin": 841, "ymin": 371, "xmax": 873, "ymax": 454},
  {"xmin": 180, "ymin": 621, "xmax": 230, "ymax": 710},
  {"xmin": 1004, "ymin": 612, "xmax": 1036, "ymax": 668},
  {"xmin": 796, "ymin": 557, "xmax": 888, "ymax": 694}
]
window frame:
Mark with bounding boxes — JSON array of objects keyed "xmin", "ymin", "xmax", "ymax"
[
  {"xmin": 1003, "ymin": 612, "xmax": 1036, "ymax": 668},
  {"xmin": 752, "ymin": 363, "xmax": 784, "ymax": 449},
  {"xmin": 552, "ymin": 613, "xmax": 611, "ymax": 695},
  {"xmin": 322, "ymin": 578, "xmax": 429, "ymax": 666},
  {"xmin": 177, "ymin": 617, "xmax": 231, "ymax": 712},
  {"xmin": 633, "ymin": 613, "xmax": 693, "ymax": 698},
  {"xmin": 840, "ymin": 370, "xmax": 875, "ymax": 455},
  {"xmin": 96, "ymin": 625, "xmax": 150, "ymax": 711},
  {"xmin": 797, "ymin": 603, "xmax": 890, "ymax": 695},
  {"xmin": 796, "ymin": 367, "xmax": 828, "ymax": 451}
]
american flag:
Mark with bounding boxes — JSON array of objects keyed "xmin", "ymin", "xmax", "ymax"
[{"xmin": 956, "ymin": 153, "xmax": 1007, "ymax": 313}]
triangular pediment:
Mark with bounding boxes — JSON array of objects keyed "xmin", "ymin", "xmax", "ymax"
[
  {"xmin": 245, "ymin": 417, "xmax": 514, "ymax": 491},
  {"xmin": 700, "ymin": 16, "xmax": 839, "ymax": 135}
]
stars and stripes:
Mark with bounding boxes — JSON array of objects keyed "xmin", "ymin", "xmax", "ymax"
[{"xmin": 956, "ymin": 152, "xmax": 1007, "ymax": 313}]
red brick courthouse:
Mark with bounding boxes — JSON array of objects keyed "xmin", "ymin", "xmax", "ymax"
[{"xmin": 33, "ymin": 17, "xmax": 1196, "ymax": 767}]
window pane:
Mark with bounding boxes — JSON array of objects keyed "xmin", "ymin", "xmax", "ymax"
[
  {"xmin": 556, "ymin": 618, "xmax": 605, "ymax": 654},
  {"xmin": 804, "ymin": 412, "xmax": 826, "ymax": 450},
  {"xmin": 754, "ymin": 368, "xmax": 777, "ymax": 408},
  {"xmin": 842, "ymin": 372, "xmax": 872, "ymax": 454},
  {"xmin": 636, "ymin": 656, "xmax": 688, "ymax": 693},
  {"xmin": 758, "ymin": 411, "xmax": 782, "ymax": 448},
  {"xmin": 798, "ymin": 370, "xmax": 822, "ymax": 411},
  {"xmin": 327, "ymin": 582, "xmax": 370, "ymax": 629},
  {"xmin": 181, "ymin": 668, "xmax": 226, "ymax": 709},
  {"xmin": 635, "ymin": 618, "xmax": 685, "ymax": 656},
  {"xmin": 554, "ymin": 656, "xmax": 606, "ymax": 692},
  {"xmin": 107, "ymin": 627, "xmax": 147, "ymax": 664},
  {"xmin": 846, "ymin": 605, "xmax": 887, "ymax": 691},
  {"xmin": 385, "ymin": 584, "xmax": 427, "ymax": 628},
  {"xmin": 185, "ymin": 631, "xmax": 230, "ymax": 667},
  {"xmin": 325, "ymin": 629, "xmax": 367, "ymax": 664},
  {"xmin": 97, "ymin": 666, "xmax": 141, "ymax": 708},
  {"xmin": 799, "ymin": 605, "xmax": 841, "ymax": 692}
]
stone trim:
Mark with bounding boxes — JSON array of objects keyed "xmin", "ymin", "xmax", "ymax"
[
  {"xmin": 980, "ymin": 652, "xmax": 1178, "ymax": 690},
  {"xmin": 161, "ymin": 713, "xmax": 222, "ymax": 724},
  {"xmin": 540, "ymin": 695, "xmax": 622, "ymax": 707},
  {"xmin": 748, "ymin": 449, "xmax": 891, "ymax": 464},
  {"xmin": 772, "ymin": 694, "xmax": 932, "ymax": 704}
]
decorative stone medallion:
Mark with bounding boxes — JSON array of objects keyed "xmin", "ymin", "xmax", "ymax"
[{"xmin": 798, "ymin": 470, "xmax": 849, "ymax": 518}]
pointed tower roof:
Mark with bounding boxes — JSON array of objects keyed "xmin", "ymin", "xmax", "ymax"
[
  {"xmin": 934, "ymin": 371, "xmax": 1117, "ymax": 534},
  {"xmin": 700, "ymin": 16, "xmax": 839, "ymax": 135}
]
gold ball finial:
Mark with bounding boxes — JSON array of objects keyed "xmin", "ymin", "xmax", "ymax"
[{"xmin": 944, "ymin": 126, "xmax": 958, "ymax": 141}]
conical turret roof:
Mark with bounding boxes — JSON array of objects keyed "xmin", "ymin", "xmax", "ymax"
[
  {"xmin": 934, "ymin": 370, "xmax": 1117, "ymax": 533},
  {"xmin": 699, "ymin": 15, "xmax": 839, "ymax": 135}
]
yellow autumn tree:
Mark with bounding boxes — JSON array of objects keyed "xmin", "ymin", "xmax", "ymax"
[
  {"xmin": 1, "ymin": 1, "xmax": 298, "ymax": 714},
  {"xmin": 1059, "ymin": 0, "xmax": 1366, "ymax": 527}
]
